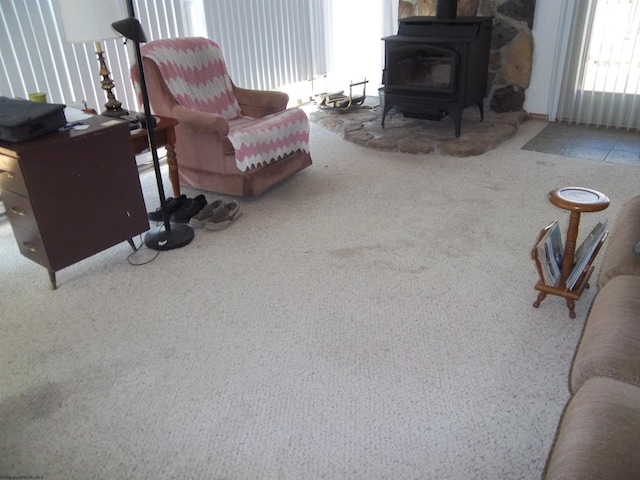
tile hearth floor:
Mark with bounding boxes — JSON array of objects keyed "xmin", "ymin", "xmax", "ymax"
[{"xmin": 521, "ymin": 122, "xmax": 640, "ymax": 166}]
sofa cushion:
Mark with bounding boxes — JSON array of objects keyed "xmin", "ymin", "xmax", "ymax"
[
  {"xmin": 544, "ymin": 376, "xmax": 640, "ymax": 480},
  {"xmin": 570, "ymin": 275, "xmax": 640, "ymax": 394},
  {"xmin": 598, "ymin": 194, "xmax": 640, "ymax": 288}
]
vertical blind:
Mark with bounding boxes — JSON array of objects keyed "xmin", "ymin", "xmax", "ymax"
[
  {"xmin": 557, "ymin": 0, "xmax": 640, "ymax": 130},
  {"xmin": 0, "ymin": 0, "xmax": 330, "ymax": 112},
  {"xmin": 202, "ymin": 0, "xmax": 330, "ymax": 90},
  {"xmin": 0, "ymin": 0, "xmax": 189, "ymax": 112}
]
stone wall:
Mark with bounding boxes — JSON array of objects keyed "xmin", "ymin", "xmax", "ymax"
[{"xmin": 397, "ymin": 0, "xmax": 536, "ymax": 112}]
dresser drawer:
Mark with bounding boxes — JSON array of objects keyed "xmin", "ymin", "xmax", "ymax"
[
  {"xmin": 1, "ymin": 189, "xmax": 38, "ymax": 231},
  {"xmin": 10, "ymin": 222, "xmax": 50, "ymax": 269},
  {"xmin": 0, "ymin": 154, "xmax": 27, "ymax": 195}
]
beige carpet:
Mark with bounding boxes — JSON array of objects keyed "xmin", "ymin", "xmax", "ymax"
[{"xmin": 1, "ymin": 120, "xmax": 639, "ymax": 479}]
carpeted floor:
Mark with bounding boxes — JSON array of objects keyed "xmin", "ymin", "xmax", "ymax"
[{"xmin": 1, "ymin": 120, "xmax": 639, "ymax": 479}]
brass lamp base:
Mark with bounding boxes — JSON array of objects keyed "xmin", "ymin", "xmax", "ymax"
[
  {"xmin": 95, "ymin": 42, "xmax": 128, "ymax": 118},
  {"xmin": 101, "ymin": 106, "xmax": 129, "ymax": 118}
]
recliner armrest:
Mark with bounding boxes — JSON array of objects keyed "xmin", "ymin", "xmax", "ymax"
[
  {"xmin": 233, "ymin": 86, "xmax": 289, "ymax": 117},
  {"xmin": 171, "ymin": 105, "xmax": 230, "ymax": 137}
]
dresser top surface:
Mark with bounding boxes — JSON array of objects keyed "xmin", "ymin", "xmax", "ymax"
[{"xmin": 0, "ymin": 115, "xmax": 128, "ymax": 156}]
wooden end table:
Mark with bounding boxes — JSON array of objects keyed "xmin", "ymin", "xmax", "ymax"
[
  {"xmin": 130, "ymin": 115, "xmax": 181, "ymax": 197},
  {"xmin": 533, "ymin": 187, "xmax": 609, "ymax": 318}
]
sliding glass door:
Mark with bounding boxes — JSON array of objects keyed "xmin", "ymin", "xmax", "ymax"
[{"xmin": 556, "ymin": 0, "xmax": 639, "ymax": 130}]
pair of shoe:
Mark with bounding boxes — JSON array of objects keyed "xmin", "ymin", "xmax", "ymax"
[
  {"xmin": 147, "ymin": 194, "xmax": 207, "ymax": 223},
  {"xmin": 171, "ymin": 194, "xmax": 207, "ymax": 223},
  {"xmin": 148, "ymin": 194, "xmax": 185, "ymax": 222},
  {"xmin": 189, "ymin": 197, "xmax": 242, "ymax": 230}
]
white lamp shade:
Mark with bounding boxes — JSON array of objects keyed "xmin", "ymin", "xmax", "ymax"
[{"xmin": 57, "ymin": 0, "xmax": 127, "ymax": 43}]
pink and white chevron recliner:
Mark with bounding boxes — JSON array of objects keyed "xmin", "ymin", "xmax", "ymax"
[{"xmin": 133, "ymin": 37, "xmax": 312, "ymax": 197}]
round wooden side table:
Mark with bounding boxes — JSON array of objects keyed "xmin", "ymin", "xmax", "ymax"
[{"xmin": 533, "ymin": 187, "xmax": 609, "ymax": 318}]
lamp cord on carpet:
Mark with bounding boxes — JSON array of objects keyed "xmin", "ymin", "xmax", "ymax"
[{"xmin": 126, "ymin": 231, "xmax": 160, "ymax": 266}]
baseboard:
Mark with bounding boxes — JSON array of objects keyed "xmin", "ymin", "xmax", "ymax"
[{"xmin": 527, "ymin": 112, "xmax": 549, "ymax": 122}]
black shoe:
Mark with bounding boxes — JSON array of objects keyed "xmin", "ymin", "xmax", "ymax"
[
  {"xmin": 148, "ymin": 194, "xmax": 187, "ymax": 221},
  {"xmin": 171, "ymin": 194, "xmax": 208, "ymax": 223}
]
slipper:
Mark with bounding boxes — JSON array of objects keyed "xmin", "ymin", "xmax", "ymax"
[
  {"xmin": 189, "ymin": 197, "xmax": 224, "ymax": 228},
  {"xmin": 205, "ymin": 200, "xmax": 242, "ymax": 230}
]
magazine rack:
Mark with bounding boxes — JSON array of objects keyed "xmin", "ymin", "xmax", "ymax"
[{"xmin": 532, "ymin": 187, "xmax": 609, "ymax": 318}]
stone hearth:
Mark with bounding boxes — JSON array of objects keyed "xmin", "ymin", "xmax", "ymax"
[{"xmin": 309, "ymin": 102, "xmax": 527, "ymax": 157}]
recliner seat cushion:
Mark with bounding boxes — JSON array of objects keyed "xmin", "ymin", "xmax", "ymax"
[{"xmin": 228, "ymin": 109, "xmax": 310, "ymax": 172}]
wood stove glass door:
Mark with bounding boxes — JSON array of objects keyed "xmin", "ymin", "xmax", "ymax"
[{"xmin": 386, "ymin": 44, "xmax": 458, "ymax": 95}]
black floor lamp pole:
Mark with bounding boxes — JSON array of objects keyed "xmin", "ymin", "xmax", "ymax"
[{"xmin": 112, "ymin": 5, "xmax": 193, "ymax": 251}]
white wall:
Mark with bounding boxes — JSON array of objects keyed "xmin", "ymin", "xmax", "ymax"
[
  {"xmin": 524, "ymin": 0, "xmax": 574, "ymax": 118},
  {"xmin": 323, "ymin": 0, "xmax": 397, "ymax": 94}
]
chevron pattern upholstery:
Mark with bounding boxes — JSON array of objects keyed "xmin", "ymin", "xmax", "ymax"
[
  {"xmin": 139, "ymin": 38, "xmax": 242, "ymax": 121},
  {"xmin": 135, "ymin": 37, "xmax": 311, "ymax": 174},
  {"xmin": 227, "ymin": 109, "xmax": 310, "ymax": 172}
]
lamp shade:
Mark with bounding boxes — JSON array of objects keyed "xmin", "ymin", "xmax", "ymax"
[{"xmin": 57, "ymin": 0, "xmax": 127, "ymax": 43}]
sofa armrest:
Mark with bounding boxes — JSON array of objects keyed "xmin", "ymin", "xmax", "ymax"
[
  {"xmin": 170, "ymin": 105, "xmax": 230, "ymax": 137},
  {"xmin": 598, "ymin": 194, "xmax": 640, "ymax": 288},
  {"xmin": 233, "ymin": 85, "xmax": 289, "ymax": 117},
  {"xmin": 543, "ymin": 376, "xmax": 640, "ymax": 480}
]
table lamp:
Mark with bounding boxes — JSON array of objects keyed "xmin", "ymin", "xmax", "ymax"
[
  {"xmin": 111, "ymin": 5, "xmax": 194, "ymax": 251},
  {"xmin": 57, "ymin": 0, "xmax": 128, "ymax": 117}
]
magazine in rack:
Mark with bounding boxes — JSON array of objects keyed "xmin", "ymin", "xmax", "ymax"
[
  {"xmin": 534, "ymin": 219, "xmax": 608, "ymax": 289},
  {"xmin": 565, "ymin": 220, "xmax": 608, "ymax": 290},
  {"xmin": 535, "ymin": 221, "xmax": 564, "ymax": 287}
]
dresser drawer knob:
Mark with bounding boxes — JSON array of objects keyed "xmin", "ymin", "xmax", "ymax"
[
  {"xmin": 10, "ymin": 206, "xmax": 27, "ymax": 216},
  {"xmin": 1, "ymin": 170, "xmax": 15, "ymax": 180},
  {"xmin": 23, "ymin": 242, "xmax": 38, "ymax": 253}
]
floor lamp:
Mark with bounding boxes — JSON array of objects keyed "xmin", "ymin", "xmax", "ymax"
[{"xmin": 111, "ymin": 10, "xmax": 194, "ymax": 251}]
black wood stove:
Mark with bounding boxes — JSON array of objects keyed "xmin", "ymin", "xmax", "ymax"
[{"xmin": 381, "ymin": 16, "xmax": 493, "ymax": 137}]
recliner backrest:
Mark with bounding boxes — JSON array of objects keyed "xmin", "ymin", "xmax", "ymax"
[{"xmin": 137, "ymin": 37, "xmax": 243, "ymax": 120}]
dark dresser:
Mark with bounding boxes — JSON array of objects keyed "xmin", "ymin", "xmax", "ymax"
[{"xmin": 0, "ymin": 115, "xmax": 149, "ymax": 288}]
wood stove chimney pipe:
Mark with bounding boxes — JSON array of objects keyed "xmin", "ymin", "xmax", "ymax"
[{"xmin": 436, "ymin": 0, "xmax": 457, "ymax": 19}]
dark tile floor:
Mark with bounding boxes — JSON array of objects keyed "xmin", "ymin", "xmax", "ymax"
[{"xmin": 522, "ymin": 122, "xmax": 640, "ymax": 166}]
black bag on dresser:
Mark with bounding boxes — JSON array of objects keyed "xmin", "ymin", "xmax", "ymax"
[{"xmin": 0, "ymin": 96, "xmax": 66, "ymax": 142}]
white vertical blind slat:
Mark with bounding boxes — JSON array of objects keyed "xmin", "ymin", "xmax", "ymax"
[
  {"xmin": 0, "ymin": 3, "xmax": 25, "ymax": 97},
  {"xmin": 202, "ymin": 0, "xmax": 329, "ymax": 90}
]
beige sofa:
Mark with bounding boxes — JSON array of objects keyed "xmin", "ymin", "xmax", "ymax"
[{"xmin": 543, "ymin": 194, "xmax": 640, "ymax": 480}]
